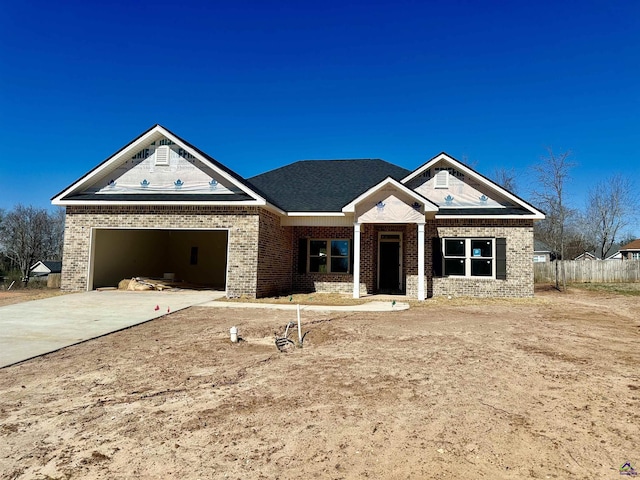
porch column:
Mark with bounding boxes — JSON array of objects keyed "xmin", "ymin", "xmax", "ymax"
[
  {"xmin": 417, "ymin": 222, "xmax": 425, "ymax": 301},
  {"xmin": 353, "ymin": 222, "xmax": 361, "ymax": 299}
]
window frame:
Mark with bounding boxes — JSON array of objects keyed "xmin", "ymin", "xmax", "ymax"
[
  {"xmin": 307, "ymin": 238, "xmax": 351, "ymax": 274},
  {"xmin": 442, "ymin": 237, "xmax": 496, "ymax": 278}
]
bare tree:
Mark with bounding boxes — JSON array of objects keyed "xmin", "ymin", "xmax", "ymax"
[
  {"xmin": 582, "ymin": 174, "xmax": 638, "ymax": 259},
  {"xmin": 48, "ymin": 207, "xmax": 66, "ymax": 261},
  {"xmin": 0, "ymin": 205, "xmax": 65, "ymax": 286},
  {"xmin": 531, "ymin": 148, "xmax": 576, "ymax": 291},
  {"xmin": 492, "ymin": 167, "xmax": 518, "ymax": 193}
]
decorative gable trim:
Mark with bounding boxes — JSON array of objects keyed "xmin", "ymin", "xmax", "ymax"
[
  {"xmin": 342, "ymin": 176, "xmax": 439, "ymax": 214},
  {"xmin": 51, "ymin": 125, "xmax": 281, "ymax": 212},
  {"xmin": 403, "ymin": 152, "xmax": 545, "ymax": 219}
]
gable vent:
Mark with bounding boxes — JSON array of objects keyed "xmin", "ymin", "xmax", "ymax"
[
  {"xmin": 434, "ymin": 170, "xmax": 449, "ymax": 188},
  {"xmin": 155, "ymin": 145, "xmax": 170, "ymax": 166}
]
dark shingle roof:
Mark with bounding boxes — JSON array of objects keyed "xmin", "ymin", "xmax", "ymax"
[
  {"xmin": 534, "ymin": 240, "xmax": 553, "ymax": 252},
  {"xmin": 247, "ymin": 159, "xmax": 411, "ymax": 212},
  {"xmin": 42, "ymin": 261, "xmax": 62, "ymax": 273}
]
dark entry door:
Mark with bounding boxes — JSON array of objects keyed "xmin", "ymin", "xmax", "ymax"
[{"xmin": 379, "ymin": 241, "xmax": 401, "ymax": 292}]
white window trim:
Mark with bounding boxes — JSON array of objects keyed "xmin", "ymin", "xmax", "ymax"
[
  {"xmin": 308, "ymin": 238, "xmax": 351, "ymax": 274},
  {"xmin": 443, "ymin": 238, "xmax": 496, "ymax": 278}
]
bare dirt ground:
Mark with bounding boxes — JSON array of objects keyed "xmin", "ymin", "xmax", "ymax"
[{"xmin": 1, "ymin": 286, "xmax": 639, "ymax": 479}]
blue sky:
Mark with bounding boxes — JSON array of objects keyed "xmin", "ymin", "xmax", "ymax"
[{"xmin": 1, "ymin": 1, "xmax": 638, "ymax": 234}]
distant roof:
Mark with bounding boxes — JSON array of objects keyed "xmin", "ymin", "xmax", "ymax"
[
  {"xmin": 620, "ymin": 239, "xmax": 640, "ymax": 251},
  {"xmin": 534, "ymin": 239, "xmax": 553, "ymax": 252},
  {"xmin": 574, "ymin": 251, "xmax": 597, "ymax": 260},
  {"xmin": 248, "ymin": 159, "xmax": 411, "ymax": 212},
  {"xmin": 30, "ymin": 260, "xmax": 62, "ymax": 273},
  {"xmin": 43, "ymin": 261, "xmax": 62, "ymax": 272}
]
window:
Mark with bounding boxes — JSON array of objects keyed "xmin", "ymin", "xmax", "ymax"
[
  {"xmin": 632, "ymin": 252, "xmax": 640, "ymax": 260},
  {"xmin": 443, "ymin": 238, "xmax": 494, "ymax": 277},
  {"xmin": 533, "ymin": 254, "xmax": 547, "ymax": 263},
  {"xmin": 308, "ymin": 239, "xmax": 350, "ymax": 273}
]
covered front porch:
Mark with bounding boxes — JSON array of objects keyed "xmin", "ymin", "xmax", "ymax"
[{"xmin": 343, "ymin": 177, "xmax": 439, "ymax": 301}]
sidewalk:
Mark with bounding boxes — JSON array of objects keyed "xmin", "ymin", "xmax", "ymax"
[{"xmin": 200, "ymin": 299, "xmax": 410, "ymax": 312}]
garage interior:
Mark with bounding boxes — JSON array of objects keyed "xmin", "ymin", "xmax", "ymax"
[{"xmin": 90, "ymin": 229, "xmax": 228, "ymax": 290}]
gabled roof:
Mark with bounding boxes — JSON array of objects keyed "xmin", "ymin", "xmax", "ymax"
[
  {"xmin": 30, "ymin": 260, "xmax": 62, "ymax": 273},
  {"xmin": 342, "ymin": 176, "xmax": 439, "ymax": 213},
  {"xmin": 534, "ymin": 239, "xmax": 554, "ymax": 252},
  {"xmin": 248, "ymin": 159, "xmax": 410, "ymax": 212},
  {"xmin": 574, "ymin": 251, "xmax": 598, "ymax": 260},
  {"xmin": 51, "ymin": 125, "xmax": 275, "ymax": 209},
  {"xmin": 620, "ymin": 239, "xmax": 640, "ymax": 251},
  {"xmin": 403, "ymin": 152, "xmax": 545, "ymax": 219}
]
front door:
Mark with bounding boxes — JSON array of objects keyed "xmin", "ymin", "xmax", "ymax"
[{"xmin": 378, "ymin": 233, "xmax": 402, "ymax": 293}]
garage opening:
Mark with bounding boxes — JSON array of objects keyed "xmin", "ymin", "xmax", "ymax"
[{"xmin": 89, "ymin": 229, "xmax": 228, "ymax": 290}]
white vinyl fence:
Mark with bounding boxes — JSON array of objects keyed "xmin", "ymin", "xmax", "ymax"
[{"xmin": 534, "ymin": 260, "xmax": 640, "ymax": 283}]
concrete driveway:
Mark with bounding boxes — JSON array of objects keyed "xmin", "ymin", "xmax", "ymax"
[{"xmin": 0, "ymin": 290, "xmax": 224, "ymax": 368}]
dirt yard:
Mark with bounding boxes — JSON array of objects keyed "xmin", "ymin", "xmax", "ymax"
[{"xmin": 1, "ymin": 287, "xmax": 638, "ymax": 479}]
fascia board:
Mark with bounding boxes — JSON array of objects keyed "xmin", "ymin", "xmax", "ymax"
[
  {"xmin": 435, "ymin": 213, "xmax": 545, "ymax": 220},
  {"xmin": 52, "ymin": 199, "xmax": 267, "ymax": 207},
  {"xmin": 401, "ymin": 152, "xmax": 451, "ymax": 184},
  {"xmin": 286, "ymin": 212, "xmax": 347, "ymax": 217},
  {"xmin": 51, "ymin": 126, "xmax": 163, "ymax": 203},
  {"xmin": 342, "ymin": 177, "xmax": 439, "ymax": 213},
  {"xmin": 159, "ymin": 127, "xmax": 267, "ymax": 204}
]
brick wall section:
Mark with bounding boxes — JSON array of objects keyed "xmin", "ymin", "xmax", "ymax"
[
  {"xmin": 430, "ymin": 219, "xmax": 534, "ymax": 298},
  {"xmin": 62, "ymin": 205, "xmax": 535, "ymax": 299},
  {"xmin": 61, "ymin": 205, "xmax": 260, "ymax": 297},
  {"xmin": 291, "ymin": 226, "xmax": 367, "ymax": 294},
  {"xmin": 291, "ymin": 219, "xmax": 533, "ymax": 298},
  {"xmin": 256, "ymin": 209, "xmax": 293, "ymax": 297}
]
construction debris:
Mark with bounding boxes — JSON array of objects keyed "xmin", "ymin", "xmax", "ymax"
[{"xmin": 119, "ymin": 277, "xmax": 174, "ymax": 291}]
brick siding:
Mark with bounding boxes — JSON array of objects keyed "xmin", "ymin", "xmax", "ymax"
[
  {"xmin": 61, "ymin": 205, "xmax": 261, "ymax": 298},
  {"xmin": 62, "ymin": 205, "xmax": 535, "ymax": 299},
  {"xmin": 256, "ymin": 210, "xmax": 293, "ymax": 297},
  {"xmin": 430, "ymin": 219, "xmax": 534, "ymax": 298}
]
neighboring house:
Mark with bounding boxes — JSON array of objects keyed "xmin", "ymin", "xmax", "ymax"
[
  {"xmin": 29, "ymin": 260, "xmax": 62, "ymax": 278},
  {"xmin": 533, "ymin": 240, "xmax": 554, "ymax": 263},
  {"xmin": 573, "ymin": 251, "xmax": 598, "ymax": 261},
  {"xmin": 51, "ymin": 125, "xmax": 545, "ymax": 300},
  {"xmin": 605, "ymin": 250, "xmax": 622, "ymax": 260},
  {"xmin": 620, "ymin": 239, "xmax": 640, "ymax": 260},
  {"xmin": 574, "ymin": 245, "xmax": 624, "ymax": 261}
]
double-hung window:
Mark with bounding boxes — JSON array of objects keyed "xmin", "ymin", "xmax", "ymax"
[
  {"xmin": 443, "ymin": 238, "xmax": 494, "ymax": 277},
  {"xmin": 309, "ymin": 239, "xmax": 350, "ymax": 273}
]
